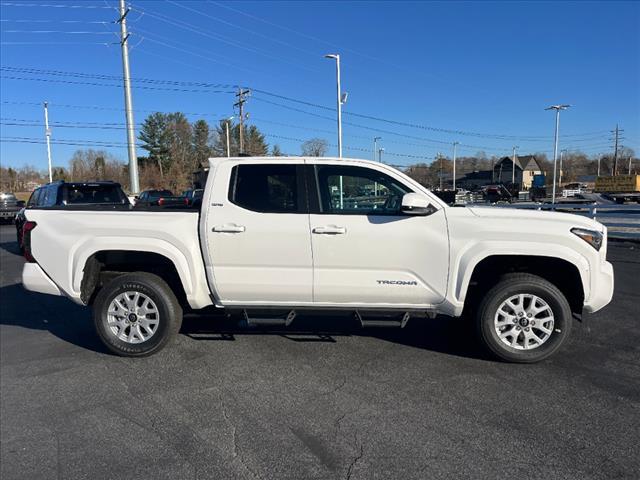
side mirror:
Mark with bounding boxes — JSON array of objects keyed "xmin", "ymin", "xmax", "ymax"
[
  {"xmin": 17, "ymin": 201, "xmax": 25, "ymax": 208},
  {"xmin": 401, "ymin": 193, "xmax": 437, "ymax": 216}
]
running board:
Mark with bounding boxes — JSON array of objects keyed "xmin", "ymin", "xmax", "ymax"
[
  {"xmin": 355, "ymin": 310, "xmax": 410, "ymax": 328},
  {"xmin": 243, "ymin": 309, "xmax": 296, "ymax": 327}
]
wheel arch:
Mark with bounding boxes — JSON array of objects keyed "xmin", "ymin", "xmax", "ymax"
[{"xmin": 456, "ymin": 248, "xmax": 588, "ymax": 315}]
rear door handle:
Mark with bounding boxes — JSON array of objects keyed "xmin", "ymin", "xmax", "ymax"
[
  {"xmin": 313, "ymin": 225, "xmax": 346, "ymax": 235},
  {"xmin": 213, "ymin": 224, "xmax": 246, "ymax": 233}
]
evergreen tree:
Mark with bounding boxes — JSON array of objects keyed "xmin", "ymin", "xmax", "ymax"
[
  {"xmin": 138, "ymin": 112, "xmax": 170, "ymax": 177},
  {"xmin": 192, "ymin": 119, "xmax": 212, "ymax": 168},
  {"xmin": 212, "ymin": 121, "xmax": 268, "ymax": 157},
  {"xmin": 271, "ymin": 144, "xmax": 283, "ymax": 156}
]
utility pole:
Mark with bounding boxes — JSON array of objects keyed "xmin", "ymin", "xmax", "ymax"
[
  {"xmin": 234, "ymin": 88, "xmax": 250, "ymax": 155},
  {"xmin": 43, "ymin": 101, "xmax": 53, "ymax": 182},
  {"xmin": 511, "ymin": 145, "xmax": 518, "ymax": 186},
  {"xmin": 611, "ymin": 124, "xmax": 624, "ymax": 176},
  {"xmin": 545, "ymin": 104, "xmax": 571, "ymax": 204},
  {"xmin": 597, "ymin": 154, "xmax": 601, "ymax": 177},
  {"xmin": 117, "ymin": 0, "xmax": 139, "ymax": 194},
  {"xmin": 373, "ymin": 136, "xmax": 382, "ymax": 161},
  {"xmin": 438, "ymin": 152, "xmax": 443, "ymax": 190},
  {"xmin": 629, "ymin": 157, "xmax": 633, "ymax": 175}
]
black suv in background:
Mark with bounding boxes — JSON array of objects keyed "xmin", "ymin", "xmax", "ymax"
[
  {"xmin": 15, "ymin": 181, "xmax": 129, "ymax": 250},
  {"xmin": 1, "ymin": 192, "xmax": 22, "ymax": 224}
]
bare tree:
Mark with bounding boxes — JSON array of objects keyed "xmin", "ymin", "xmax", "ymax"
[{"xmin": 301, "ymin": 138, "xmax": 328, "ymax": 157}]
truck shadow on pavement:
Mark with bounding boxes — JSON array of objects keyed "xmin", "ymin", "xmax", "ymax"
[
  {"xmin": 0, "ymin": 282, "xmax": 487, "ymax": 360},
  {"xmin": 0, "ymin": 238, "xmax": 486, "ymax": 360}
]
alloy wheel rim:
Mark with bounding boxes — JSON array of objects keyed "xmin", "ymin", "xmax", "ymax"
[
  {"xmin": 494, "ymin": 293, "xmax": 555, "ymax": 350},
  {"xmin": 107, "ymin": 291, "xmax": 159, "ymax": 344}
]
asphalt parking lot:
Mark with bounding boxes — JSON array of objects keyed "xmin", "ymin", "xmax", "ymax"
[{"xmin": 1, "ymin": 224, "xmax": 639, "ymax": 480}]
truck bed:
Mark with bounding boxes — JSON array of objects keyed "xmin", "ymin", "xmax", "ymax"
[{"xmin": 24, "ymin": 208, "xmax": 212, "ymax": 309}]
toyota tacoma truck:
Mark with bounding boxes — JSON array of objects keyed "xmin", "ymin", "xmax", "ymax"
[{"xmin": 20, "ymin": 157, "xmax": 614, "ymax": 362}]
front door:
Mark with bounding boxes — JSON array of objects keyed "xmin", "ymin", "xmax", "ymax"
[
  {"xmin": 308, "ymin": 163, "xmax": 449, "ymax": 307},
  {"xmin": 205, "ymin": 161, "xmax": 313, "ymax": 305}
]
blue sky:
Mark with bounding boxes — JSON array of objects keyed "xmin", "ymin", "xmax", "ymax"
[{"xmin": 1, "ymin": 0, "xmax": 639, "ymax": 170}]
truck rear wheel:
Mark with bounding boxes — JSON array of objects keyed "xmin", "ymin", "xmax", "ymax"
[
  {"xmin": 475, "ymin": 273, "xmax": 572, "ymax": 363},
  {"xmin": 93, "ymin": 272, "xmax": 182, "ymax": 357}
]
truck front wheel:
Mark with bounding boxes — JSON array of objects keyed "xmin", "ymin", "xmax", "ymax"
[
  {"xmin": 476, "ymin": 273, "xmax": 572, "ymax": 363},
  {"xmin": 93, "ymin": 272, "xmax": 182, "ymax": 357}
]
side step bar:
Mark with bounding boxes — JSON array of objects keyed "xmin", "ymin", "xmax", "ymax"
[
  {"xmin": 355, "ymin": 310, "xmax": 410, "ymax": 329},
  {"xmin": 242, "ymin": 309, "xmax": 296, "ymax": 327}
]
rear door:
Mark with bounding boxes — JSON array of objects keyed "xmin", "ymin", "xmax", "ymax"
[
  {"xmin": 307, "ymin": 161, "xmax": 449, "ymax": 307},
  {"xmin": 204, "ymin": 160, "xmax": 313, "ymax": 305}
]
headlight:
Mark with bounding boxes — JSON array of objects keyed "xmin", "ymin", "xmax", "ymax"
[{"xmin": 571, "ymin": 227, "xmax": 603, "ymax": 251}]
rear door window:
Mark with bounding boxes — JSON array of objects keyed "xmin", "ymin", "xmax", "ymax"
[
  {"xmin": 228, "ymin": 164, "xmax": 305, "ymax": 213},
  {"xmin": 64, "ymin": 185, "xmax": 126, "ymax": 204}
]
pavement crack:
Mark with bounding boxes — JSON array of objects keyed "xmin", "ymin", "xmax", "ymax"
[
  {"xmin": 345, "ymin": 432, "xmax": 364, "ymax": 480},
  {"xmin": 220, "ymin": 399, "xmax": 263, "ymax": 480}
]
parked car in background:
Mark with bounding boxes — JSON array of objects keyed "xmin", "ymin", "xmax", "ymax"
[
  {"xmin": 15, "ymin": 181, "xmax": 129, "ymax": 250},
  {"xmin": 134, "ymin": 189, "xmax": 188, "ymax": 207},
  {"xmin": 182, "ymin": 188, "xmax": 204, "ymax": 208},
  {"xmin": 1, "ymin": 193, "xmax": 21, "ymax": 224}
]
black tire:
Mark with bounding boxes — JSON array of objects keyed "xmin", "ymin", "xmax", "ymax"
[
  {"xmin": 93, "ymin": 272, "xmax": 182, "ymax": 357},
  {"xmin": 475, "ymin": 273, "xmax": 572, "ymax": 363}
]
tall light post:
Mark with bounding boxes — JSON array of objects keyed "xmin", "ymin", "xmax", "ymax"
[
  {"xmin": 452, "ymin": 141, "xmax": 459, "ymax": 191},
  {"xmin": 43, "ymin": 101, "xmax": 53, "ymax": 182},
  {"xmin": 223, "ymin": 116, "xmax": 234, "ymax": 158},
  {"xmin": 511, "ymin": 145, "xmax": 519, "ymax": 186},
  {"xmin": 378, "ymin": 147, "xmax": 385, "ymax": 164},
  {"xmin": 597, "ymin": 154, "xmax": 601, "ymax": 177},
  {"xmin": 545, "ymin": 104, "xmax": 571, "ymax": 203},
  {"xmin": 559, "ymin": 149, "xmax": 567, "ymax": 186},
  {"xmin": 324, "ymin": 54, "xmax": 344, "ymax": 158},
  {"xmin": 373, "ymin": 136, "xmax": 382, "ymax": 161}
]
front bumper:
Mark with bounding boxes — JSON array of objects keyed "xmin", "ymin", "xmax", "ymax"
[
  {"xmin": 22, "ymin": 263, "xmax": 63, "ymax": 297},
  {"xmin": 583, "ymin": 260, "xmax": 614, "ymax": 313}
]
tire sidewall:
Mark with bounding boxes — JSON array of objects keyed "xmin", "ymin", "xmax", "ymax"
[
  {"xmin": 478, "ymin": 280, "xmax": 572, "ymax": 363},
  {"xmin": 94, "ymin": 275, "xmax": 178, "ymax": 357}
]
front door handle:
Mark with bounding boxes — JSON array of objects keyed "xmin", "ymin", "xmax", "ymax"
[
  {"xmin": 213, "ymin": 224, "xmax": 246, "ymax": 233},
  {"xmin": 313, "ymin": 225, "xmax": 346, "ymax": 235}
]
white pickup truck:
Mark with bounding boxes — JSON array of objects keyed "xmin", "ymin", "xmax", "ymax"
[{"xmin": 21, "ymin": 157, "xmax": 614, "ymax": 362}]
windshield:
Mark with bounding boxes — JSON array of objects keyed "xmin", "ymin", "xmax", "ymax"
[{"xmin": 1, "ymin": 193, "xmax": 17, "ymax": 201}]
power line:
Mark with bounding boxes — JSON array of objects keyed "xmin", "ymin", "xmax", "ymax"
[
  {"xmin": 1, "ymin": 100, "xmax": 223, "ymax": 117},
  {"xmin": 1, "ymin": 65, "xmax": 611, "ymax": 142},
  {"xmin": 0, "ymin": 19, "xmax": 113, "ymax": 24},
  {"xmin": 131, "ymin": 4, "xmax": 324, "ymax": 75},
  {"xmin": 0, "ymin": 75, "xmax": 237, "ymax": 93},
  {"xmin": 1, "ymin": 41, "xmax": 111, "ymax": 45},
  {"xmin": 0, "ymin": 2, "xmax": 114, "ymax": 8},
  {"xmin": 1, "ymin": 29, "xmax": 115, "ymax": 34}
]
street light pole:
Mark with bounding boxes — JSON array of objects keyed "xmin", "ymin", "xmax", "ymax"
[
  {"xmin": 324, "ymin": 54, "xmax": 343, "ymax": 158},
  {"xmin": 378, "ymin": 147, "xmax": 385, "ymax": 164},
  {"xmin": 597, "ymin": 154, "xmax": 601, "ymax": 177},
  {"xmin": 559, "ymin": 149, "xmax": 567, "ymax": 187},
  {"xmin": 223, "ymin": 116, "xmax": 234, "ymax": 158},
  {"xmin": 43, "ymin": 101, "xmax": 53, "ymax": 182},
  {"xmin": 373, "ymin": 136, "xmax": 382, "ymax": 162},
  {"xmin": 545, "ymin": 104, "xmax": 571, "ymax": 204},
  {"xmin": 452, "ymin": 141, "xmax": 459, "ymax": 191},
  {"xmin": 511, "ymin": 145, "xmax": 519, "ymax": 185}
]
